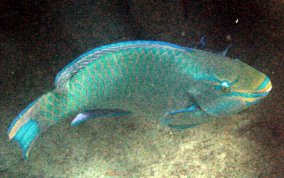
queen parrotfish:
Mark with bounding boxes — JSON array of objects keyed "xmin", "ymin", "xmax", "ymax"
[{"xmin": 7, "ymin": 40, "xmax": 272, "ymax": 159}]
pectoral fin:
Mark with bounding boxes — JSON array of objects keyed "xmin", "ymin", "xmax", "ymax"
[
  {"xmin": 71, "ymin": 109, "xmax": 131, "ymax": 127},
  {"xmin": 161, "ymin": 104, "xmax": 209, "ymax": 130},
  {"xmin": 165, "ymin": 104, "xmax": 198, "ymax": 115}
]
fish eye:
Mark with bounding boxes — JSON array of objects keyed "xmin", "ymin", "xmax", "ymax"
[{"xmin": 220, "ymin": 81, "xmax": 231, "ymax": 93}]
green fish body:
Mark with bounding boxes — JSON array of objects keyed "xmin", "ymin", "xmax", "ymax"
[{"xmin": 7, "ymin": 41, "xmax": 272, "ymax": 159}]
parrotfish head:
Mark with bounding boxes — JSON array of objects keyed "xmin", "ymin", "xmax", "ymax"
[{"xmin": 187, "ymin": 50, "xmax": 272, "ymax": 116}]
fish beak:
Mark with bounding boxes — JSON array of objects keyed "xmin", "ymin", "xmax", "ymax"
[
  {"xmin": 243, "ymin": 76, "xmax": 272, "ymax": 107},
  {"xmin": 253, "ymin": 77, "xmax": 272, "ymax": 97}
]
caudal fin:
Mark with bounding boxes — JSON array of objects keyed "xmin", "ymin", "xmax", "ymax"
[
  {"xmin": 8, "ymin": 92, "xmax": 63, "ymax": 159},
  {"xmin": 8, "ymin": 119, "xmax": 39, "ymax": 160}
]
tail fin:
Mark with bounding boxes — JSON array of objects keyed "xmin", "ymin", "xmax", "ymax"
[
  {"xmin": 9, "ymin": 119, "xmax": 39, "ymax": 159},
  {"xmin": 7, "ymin": 98, "xmax": 41, "ymax": 160},
  {"xmin": 8, "ymin": 91, "xmax": 65, "ymax": 159}
]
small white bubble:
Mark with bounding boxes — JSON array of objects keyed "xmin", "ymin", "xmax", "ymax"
[{"xmin": 235, "ymin": 18, "xmax": 239, "ymax": 24}]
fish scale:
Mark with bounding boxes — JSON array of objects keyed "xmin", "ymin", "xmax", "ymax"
[{"xmin": 7, "ymin": 41, "xmax": 272, "ymax": 159}]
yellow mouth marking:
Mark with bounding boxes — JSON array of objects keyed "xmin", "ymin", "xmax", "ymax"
[
  {"xmin": 256, "ymin": 80, "xmax": 272, "ymax": 93},
  {"xmin": 243, "ymin": 97, "xmax": 258, "ymax": 103}
]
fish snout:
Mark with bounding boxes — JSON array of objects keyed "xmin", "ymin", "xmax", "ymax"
[{"xmin": 253, "ymin": 76, "xmax": 272, "ymax": 97}]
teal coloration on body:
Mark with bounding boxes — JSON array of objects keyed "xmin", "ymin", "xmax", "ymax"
[{"xmin": 7, "ymin": 40, "xmax": 272, "ymax": 159}]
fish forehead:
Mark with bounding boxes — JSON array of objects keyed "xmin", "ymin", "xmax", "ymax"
[{"xmin": 191, "ymin": 49, "xmax": 264, "ymax": 82}]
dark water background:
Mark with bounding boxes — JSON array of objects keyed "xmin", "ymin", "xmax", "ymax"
[{"xmin": 0, "ymin": 0, "xmax": 283, "ymax": 177}]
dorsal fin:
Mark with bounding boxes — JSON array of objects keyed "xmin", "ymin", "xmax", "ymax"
[{"xmin": 54, "ymin": 40, "xmax": 191, "ymax": 93}]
